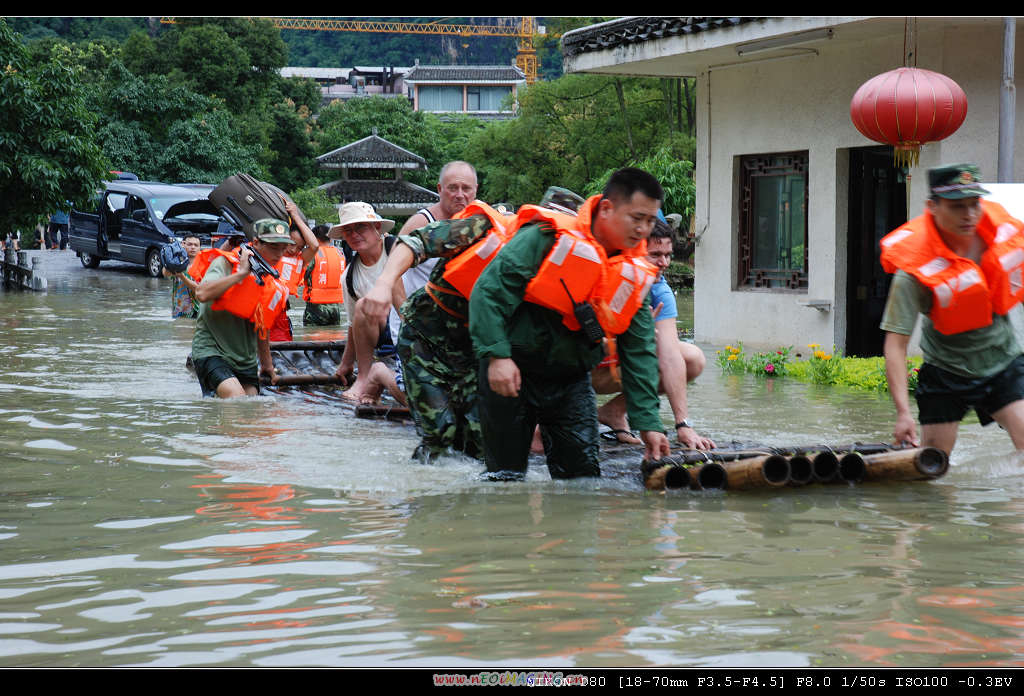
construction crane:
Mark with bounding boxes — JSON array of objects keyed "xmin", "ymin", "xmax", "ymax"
[{"xmin": 161, "ymin": 17, "xmax": 543, "ymax": 84}]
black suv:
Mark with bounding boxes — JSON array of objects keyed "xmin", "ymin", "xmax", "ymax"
[{"xmin": 69, "ymin": 180, "xmax": 232, "ymax": 277}]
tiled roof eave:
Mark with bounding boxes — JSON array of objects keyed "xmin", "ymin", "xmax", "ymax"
[
  {"xmin": 318, "ymin": 160, "xmax": 426, "ymax": 170},
  {"xmin": 561, "ymin": 16, "xmax": 760, "ymax": 57}
]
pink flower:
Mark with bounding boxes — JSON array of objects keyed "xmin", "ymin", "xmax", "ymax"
[{"xmin": 765, "ymin": 363, "xmax": 775, "ymax": 373}]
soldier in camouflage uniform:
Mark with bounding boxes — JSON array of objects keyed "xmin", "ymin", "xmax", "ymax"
[{"xmin": 354, "ymin": 214, "xmax": 496, "ymax": 463}]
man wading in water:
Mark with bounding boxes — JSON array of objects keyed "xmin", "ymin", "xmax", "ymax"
[{"xmin": 880, "ymin": 163, "xmax": 1024, "ymax": 455}]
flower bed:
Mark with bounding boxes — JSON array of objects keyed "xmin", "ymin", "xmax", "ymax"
[{"xmin": 716, "ymin": 342, "xmax": 922, "ymax": 394}]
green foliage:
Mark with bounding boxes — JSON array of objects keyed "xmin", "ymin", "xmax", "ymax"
[
  {"xmin": 290, "ymin": 187, "xmax": 340, "ymax": 227},
  {"xmin": 464, "ymin": 74, "xmax": 695, "ymax": 208},
  {"xmin": 0, "ymin": 19, "xmax": 109, "ymax": 236},
  {"xmin": 265, "ymin": 100, "xmax": 317, "ymax": 191},
  {"xmin": 88, "ymin": 61, "xmax": 261, "ymax": 183},
  {"xmin": 585, "ymin": 145, "xmax": 696, "ymax": 220},
  {"xmin": 157, "ymin": 111, "xmax": 262, "ymax": 184},
  {"xmin": 277, "ymin": 77, "xmax": 323, "ymax": 115},
  {"xmin": 24, "ymin": 37, "xmax": 122, "ymax": 83},
  {"xmin": 7, "ymin": 17, "xmax": 152, "ymax": 43}
]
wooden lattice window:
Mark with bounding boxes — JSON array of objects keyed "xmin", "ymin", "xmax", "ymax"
[{"xmin": 738, "ymin": 152, "xmax": 808, "ymax": 290}]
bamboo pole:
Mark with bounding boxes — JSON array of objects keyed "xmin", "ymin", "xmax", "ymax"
[
  {"xmin": 642, "ymin": 463, "xmax": 692, "ymax": 491},
  {"xmin": 692, "ymin": 462, "xmax": 728, "ymax": 490},
  {"xmin": 837, "ymin": 452, "xmax": 867, "ymax": 483},
  {"xmin": 860, "ymin": 447, "xmax": 948, "ymax": 481},
  {"xmin": 720, "ymin": 454, "xmax": 790, "ymax": 490},
  {"xmin": 811, "ymin": 451, "xmax": 840, "ymax": 482},
  {"xmin": 787, "ymin": 455, "xmax": 813, "ymax": 486}
]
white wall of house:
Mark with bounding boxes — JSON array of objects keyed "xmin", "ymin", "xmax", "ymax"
[{"xmin": 692, "ymin": 21, "xmax": 1024, "ymax": 352}]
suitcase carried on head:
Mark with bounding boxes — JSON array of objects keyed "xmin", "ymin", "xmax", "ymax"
[
  {"xmin": 262, "ymin": 181, "xmax": 309, "ymax": 231},
  {"xmin": 209, "ymin": 173, "xmax": 294, "ymax": 240}
]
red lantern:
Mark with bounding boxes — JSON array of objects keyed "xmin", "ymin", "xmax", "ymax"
[{"xmin": 850, "ymin": 67, "xmax": 968, "ymax": 167}]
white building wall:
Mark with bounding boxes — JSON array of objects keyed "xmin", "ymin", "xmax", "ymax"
[{"xmin": 694, "ymin": 22, "xmax": 1024, "ymax": 352}]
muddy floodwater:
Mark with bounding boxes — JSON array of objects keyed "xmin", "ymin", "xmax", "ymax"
[{"xmin": 2, "ymin": 250, "xmax": 1023, "ymax": 668}]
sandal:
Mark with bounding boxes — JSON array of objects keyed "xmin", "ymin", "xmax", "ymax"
[{"xmin": 600, "ymin": 428, "xmax": 642, "ymax": 444}]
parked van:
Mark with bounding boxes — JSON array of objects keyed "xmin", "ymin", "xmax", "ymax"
[{"xmin": 69, "ymin": 180, "xmax": 232, "ymax": 277}]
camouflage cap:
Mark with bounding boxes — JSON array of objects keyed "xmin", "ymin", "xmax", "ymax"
[
  {"xmin": 928, "ymin": 163, "xmax": 990, "ymax": 200},
  {"xmin": 253, "ymin": 218, "xmax": 292, "ymax": 244}
]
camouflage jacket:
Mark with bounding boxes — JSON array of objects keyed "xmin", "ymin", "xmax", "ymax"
[{"xmin": 397, "ymin": 214, "xmax": 494, "ymax": 359}]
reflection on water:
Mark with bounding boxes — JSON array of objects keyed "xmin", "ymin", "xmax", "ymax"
[{"xmin": 1, "ymin": 253, "xmax": 1024, "ymax": 667}]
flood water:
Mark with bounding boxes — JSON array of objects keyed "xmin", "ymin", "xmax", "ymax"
[{"xmin": 2, "ymin": 250, "xmax": 1023, "ymax": 668}]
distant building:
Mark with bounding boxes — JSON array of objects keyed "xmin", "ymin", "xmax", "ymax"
[
  {"xmin": 404, "ymin": 61, "xmax": 525, "ymax": 119},
  {"xmin": 316, "ymin": 132, "xmax": 438, "ymax": 217},
  {"xmin": 282, "ymin": 63, "xmax": 525, "ymax": 117},
  {"xmin": 281, "ymin": 66, "xmax": 409, "ymax": 105}
]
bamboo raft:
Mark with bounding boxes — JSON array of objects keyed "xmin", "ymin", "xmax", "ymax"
[
  {"xmin": 266, "ymin": 339, "xmax": 412, "ymax": 421},
  {"xmin": 640, "ymin": 442, "xmax": 949, "ymax": 492},
  {"xmin": 263, "ymin": 341, "xmax": 950, "ymax": 491}
]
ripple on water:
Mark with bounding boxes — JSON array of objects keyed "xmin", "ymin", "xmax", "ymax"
[{"xmin": 23, "ymin": 439, "xmax": 76, "ymax": 451}]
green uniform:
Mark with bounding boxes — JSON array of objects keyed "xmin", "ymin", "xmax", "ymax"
[
  {"xmin": 191, "ymin": 256, "xmax": 258, "ymax": 373},
  {"xmin": 396, "ymin": 214, "xmax": 496, "ymax": 463},
  {"xmin": 880, "ymin": 269, "xmax": 1020, "ymax": 378},
  {"xmin": 469, "ymin": 220, "xmax": 662, "ymax": 479},
  {"xmin": 301, "ymin": 263, "xmax": 343, "ymax": 326},
  {"xmin": 302, "ymin": 299, "xmax": 342, "ymax": 326}
]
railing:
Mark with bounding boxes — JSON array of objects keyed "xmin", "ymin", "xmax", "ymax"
[{"xmin": 1, "ymin": 248, "xmax": 47, "ymax": 291}]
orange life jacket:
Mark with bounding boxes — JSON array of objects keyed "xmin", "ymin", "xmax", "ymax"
[
  {"xmin": 438, "ymin": 200, "xmax": 516, "ymax": 299},
  {"xmin": 187, "ymin": 247, "xmax": 230, "ymax": 285},
  {"xmin": 880, "ymin": 200, "xmax": 1024, "ymax": 335},
  {"xmin": 276, "ymin": 254, "xmax": 305, "ymax": 298},
  {"xmin": 191, "ymin": 248, "xmax": 289, "ymax": 339},
  {"xmin": 303, "ymin": 244, "xmax": 345, "ymax": 304},
  {"xmin": 517, "ymin": 195, "xmax": 656, "ymax": 336}
]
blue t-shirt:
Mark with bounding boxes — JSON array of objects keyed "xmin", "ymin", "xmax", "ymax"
[{"xmin": 648, "ymin": 275, "xmax": 677, "ymax": 322}]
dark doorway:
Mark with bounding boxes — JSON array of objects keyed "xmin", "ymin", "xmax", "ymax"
[{"xmin": 846, "ymin": 146, "xmax": 907, "ymax": 357}]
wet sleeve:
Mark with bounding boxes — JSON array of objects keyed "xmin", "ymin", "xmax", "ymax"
[
  {"xmin": 469, "ymin": 223, "xmax": 552, "ymax": 360},
  {"xmin": 617, "ymin": 293, "xmax": 663, "ymax": 432}
]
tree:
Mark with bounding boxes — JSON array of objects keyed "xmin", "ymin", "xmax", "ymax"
[
  {"xmin": 0, "ymin": 19, "xmax": 109, "ymax": 237},
  {"xmin": 277, "ymin": 76, "xmax": 322, "ymax": 115},
  {"xmin": 289, "ymin": 187, "xmax": 339, "ymax": 227},
  {"xmin": 90, "ymin": 61, "xmax": 264, "ymax": 183},
  {"xmin": 265, "ymin": 100, "xmax": 317, "ymax": 191},
  {"xmin": 463, "ymin": 74, "xmax": 675, "ymax": 206},
  {"xmin": 585, "ymin": 145, "xmax": 696, "ymax": 221},
  {"xmin": 157, "ymin": 111, "xmax": 262, "ymax": 184}
]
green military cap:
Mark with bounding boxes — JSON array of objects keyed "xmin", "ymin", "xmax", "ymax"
[
  {"xmin": 253, "ymin": 218, "xmax": 292, "ymax": 244},
  {"xmin": 928, "ymin": 163, "xmax": 990, "ymax": 199}
]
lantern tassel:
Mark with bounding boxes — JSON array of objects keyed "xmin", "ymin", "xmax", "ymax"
[{"xmin": 894, "ymin": 145, "xmax": 920, "ymax": 169}]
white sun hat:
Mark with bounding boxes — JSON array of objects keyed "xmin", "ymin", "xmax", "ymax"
[{"xmin": 328, "ymin": 201, "xmax": 395, "ymax": 239}]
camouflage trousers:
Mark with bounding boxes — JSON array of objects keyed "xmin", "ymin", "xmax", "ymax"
[
  {"xmin": 303, "ymin": 301, "xmax": 342, "ymax": 326},
  {"xmin": 397, "ymin": 316, "xmax": 482, "ymax": 463}
]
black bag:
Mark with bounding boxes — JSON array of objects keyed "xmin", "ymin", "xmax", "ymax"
[{"xmin": 209, "ymin": 173, "xmax": 289, "ymax": 240}]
